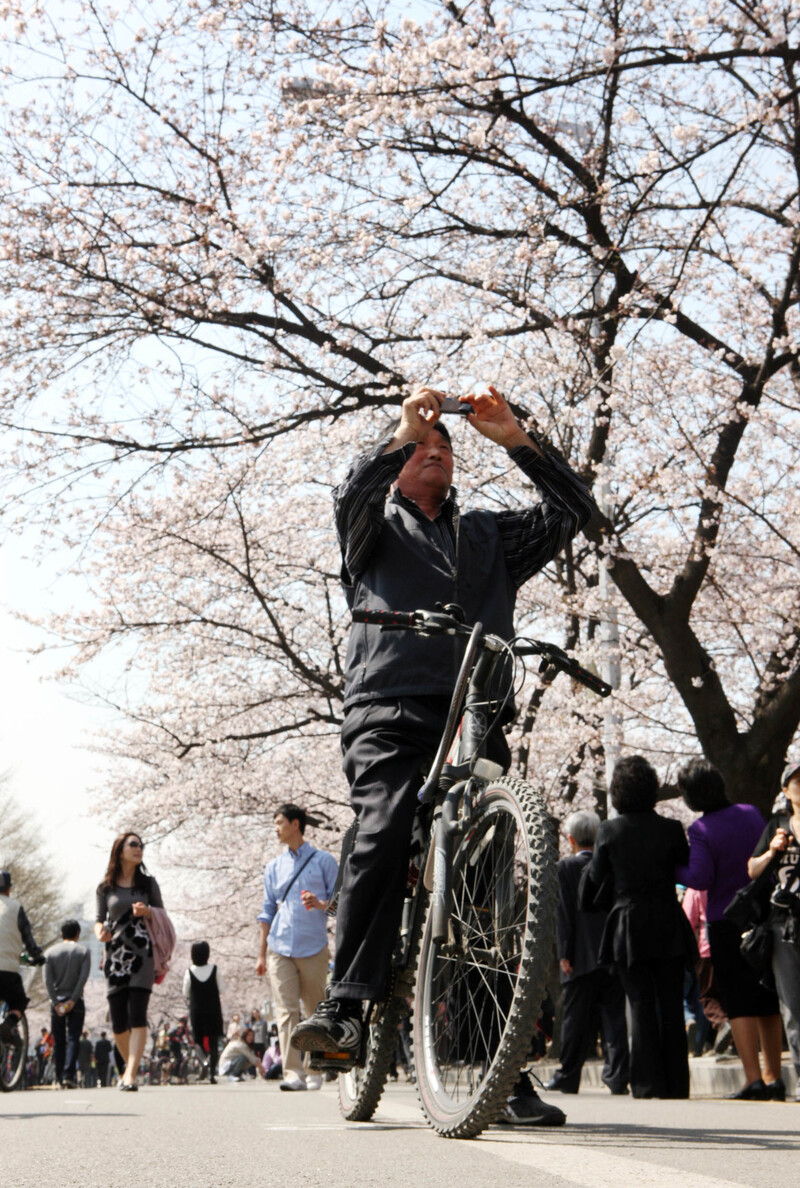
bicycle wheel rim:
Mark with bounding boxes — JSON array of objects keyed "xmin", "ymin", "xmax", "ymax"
[
  {"xmin": 0, "ymin": 1008, "xmax": 28, "ymax": 1090},
  {"xmin": 338, "ymin": 998, "xmax": 403, "ymax": 1122},
  {"xmin": 412, "ymin": 777, "xmax": 556, "ymax": 1137}
]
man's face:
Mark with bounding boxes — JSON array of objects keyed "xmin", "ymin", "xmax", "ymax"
[
  {"xmin": 396, "ymin": 428, "xmax": 454, "ymax": 502},
  {"xmin": 274, "ymin": 813, "xmax": 301, "ymax": 846}
]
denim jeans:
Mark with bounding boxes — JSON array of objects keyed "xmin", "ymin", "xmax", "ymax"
[{"xmin": 50, "ymin": 999, "xmax": 86, "ymax": 1084}]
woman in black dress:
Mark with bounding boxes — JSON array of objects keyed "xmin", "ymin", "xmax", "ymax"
[
  {"xmin": 94, "ymin": 832, "xmax": 164, "ymax": 1091},
  {"xmin": 579, "ymin": 755, "xmax": 696, "ymax": 1098},
  {"xmin": 183, "ymin": 941, "xmax": 225, "ymax": 1084}
]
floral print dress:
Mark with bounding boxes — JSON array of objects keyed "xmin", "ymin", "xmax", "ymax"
[{"xmin": 95, "ymin": 879, "xmax": 164, "ymax": 995}]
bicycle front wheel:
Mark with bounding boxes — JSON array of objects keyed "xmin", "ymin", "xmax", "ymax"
[
  {"xmin": 0, "ymin": 1004, "xmax": 29, "ymax": 1091},
  {"xmin": 412, "ymin": 775, "xmax": 556, "ymax": 1138}
]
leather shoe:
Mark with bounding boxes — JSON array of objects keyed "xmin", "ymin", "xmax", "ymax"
[
  {"xmin": 544, "ymin": 1077, "xmax": 578, "ymax": 1094},
  {"xmin": 728, "ymin": 1078, "xmax": 768, "ymax": 1101}
]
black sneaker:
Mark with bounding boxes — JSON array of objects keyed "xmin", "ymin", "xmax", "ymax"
[
  {"xmin": 291, "ymin": 998, "xmax": 363, "ymax": 1055},
  {"xmin": 496, "ymin": 1072, "xmax": 567, "ymax": 1127}
]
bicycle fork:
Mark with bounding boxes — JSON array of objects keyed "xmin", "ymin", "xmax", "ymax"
[{"xmin": 428, "ymin": 776, "xmax": 478, "ymax": 945}]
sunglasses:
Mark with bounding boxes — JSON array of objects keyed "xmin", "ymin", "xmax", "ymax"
[{"xmin": 126, "ymin": 840, "xmax": 145, "ymax": 850}]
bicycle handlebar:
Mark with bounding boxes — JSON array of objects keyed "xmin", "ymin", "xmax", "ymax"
[
  {"xmin": 352, "ymin": 608, "xmax": 420, "ymax": 629},
  {"xmin": 514, "ymin": 641, "xmax": 612, "ymax": 698},
  {"xmin": 351, "ymin": 607, "xmax": 612, "ymax": 697}
]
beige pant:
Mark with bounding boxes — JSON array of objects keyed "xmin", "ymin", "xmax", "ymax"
[{"xmin": 267, "ymin": 946, "xmax": 329, "ymax": 1079}]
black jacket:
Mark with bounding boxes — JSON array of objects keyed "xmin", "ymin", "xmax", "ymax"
[
  {"xmin": 556, "ymin": 850, "xmax": 607, "ymax": 982},
  {"xmin": 578, "ymin": 812, "xmax": 696, "ymax": 968}
]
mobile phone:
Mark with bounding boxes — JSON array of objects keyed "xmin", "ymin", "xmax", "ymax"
[{"xmin": 439, "ymin": 396, "xmax": 471, "ymax": 416}]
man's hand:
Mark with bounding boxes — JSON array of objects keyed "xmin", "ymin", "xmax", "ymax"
[
  {"xmin": 300, "ymin": 890, "xmax": 327, "ymax": 911},
  {"xmin": 256, "ymin": 956, "xmax": 266, "ymax": 977},
  {"xmin": 560, "ymin": 958, "xmax": 574, "ymax": 977},
  {"xmin": 463, "ymin": 385, "xmax": 542, "ymax": 454},
  {"xmin": 384, "ymin": 387, "xmax": 446, "ymax": 452}
]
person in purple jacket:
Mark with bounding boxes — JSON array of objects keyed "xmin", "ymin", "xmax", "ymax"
[{"xmin": 675, "ymin": 758, "xmax": 784, "ymax": 1101}]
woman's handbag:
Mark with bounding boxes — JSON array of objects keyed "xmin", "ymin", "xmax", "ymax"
[
  {"xmin": 723, "ymin": 847, "xmax": 783, "ymax": 933},
  {"xmin": 739, "ymin": 921, "xmax": 774, "ymax": 980}
]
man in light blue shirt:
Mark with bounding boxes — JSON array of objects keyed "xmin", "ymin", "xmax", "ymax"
[{"xmin": 256, "ymin": 804, "xmax": 337, "ymax": 1091}]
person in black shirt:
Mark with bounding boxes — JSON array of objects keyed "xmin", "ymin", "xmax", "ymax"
[
  {"xmin": 293, "ymin": 385, "xmax": 594, "ymax": 1125},
  {"xmin": 183, "ymin": 941, "xmax": 225, "ymax": 1084},
  {"xmin": 748, "ymin": 758, "xmax": 800, "ymax": 1099},
  {"xmin": 94, "ymin": 1031, "xmax": 113, "ymax": 1086}
]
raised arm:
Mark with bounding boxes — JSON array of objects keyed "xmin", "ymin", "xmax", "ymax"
[{"xmin": 333, "ymin": 438, "xmax": 413, "ymax": 588}]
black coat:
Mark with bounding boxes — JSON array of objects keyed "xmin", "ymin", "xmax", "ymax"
[
  {"xmin": 556, "ymin": 850, "xmax": 607, "ymax": 982},
  {"xmin": 578, "ymin": 812, "xmax": 696, "ymax": 968}
]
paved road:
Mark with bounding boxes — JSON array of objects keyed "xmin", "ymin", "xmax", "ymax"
[{"xmin": 2, "ymin": 1079, "xmax": 798, "ymax": 1188}]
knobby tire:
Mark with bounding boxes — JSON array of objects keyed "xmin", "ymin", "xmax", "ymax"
[
  {"xmin": 338, "ymin": 996, "xmax": 406, "ymax": 1121},
  {"xmin": 411, "ymin": 775, "xmax": 557, "ymax": 1138},
  {"xmin": 0, "ymin": 1003, "xmax": 29, "ymax": 1091}
]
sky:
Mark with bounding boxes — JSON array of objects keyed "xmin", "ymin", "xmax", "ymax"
[{"xmin": 0, "ymin": 540, "xmax": 113, "ymax": 915}]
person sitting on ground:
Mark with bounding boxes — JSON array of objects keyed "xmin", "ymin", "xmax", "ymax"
[
  {"xmin": 262, "ymin": 1029, "xmax": 282, "ymax": 1080},
  {"xmin": 0, "ymin": 870, "xmax": 44, "ymax": 1046},
  {"xmin": 219, "ymin": 1027, "xmax": 266, "ymax": 1081}
]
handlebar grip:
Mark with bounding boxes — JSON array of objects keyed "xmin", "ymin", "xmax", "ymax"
[
  {"xmin": 351, "ymin": 608, "xmax": 417, "ymax": 628},
  {"xmin": 571, "ymin": 668, "xmax": 613, "ymax": 698}
]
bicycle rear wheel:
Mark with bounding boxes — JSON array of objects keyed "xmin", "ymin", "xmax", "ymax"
[
  {"xmin": 412, "ymin": 775, "xmax": 556, "ymax": 1138},
  {"xmin": 0, "ymin": 1004, "xmax": 29, "ymax": 1091},
  {"xmin": 338, "ymin": 997, "xmax": 405, "ymax": 1121}
]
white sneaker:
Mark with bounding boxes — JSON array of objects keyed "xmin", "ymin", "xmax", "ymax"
[
  {"xmin": 306, "ymin": 1074, "xmax": 323, "ymax": 1091},
  {"xmin": 279, "ymin": 1071, "xmax": 307, "ymax": 1092}
]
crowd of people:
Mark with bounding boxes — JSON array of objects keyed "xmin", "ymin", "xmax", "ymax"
[
  {"xmin": 2, "ymin": 759, "xmax": 796, "ymax": 1109},
  {"xmin": 1, "ymin": 387, "xmax": 798, "ymax": 1114}
]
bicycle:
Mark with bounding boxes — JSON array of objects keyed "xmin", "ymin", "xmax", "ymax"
[
  {"xmin": 0, "ymin": 955, "xmax": 42, "ymax": 1092},
  {"xmin": 323, "ymin": 604, "xmax": 610, "ymax": 1138}
]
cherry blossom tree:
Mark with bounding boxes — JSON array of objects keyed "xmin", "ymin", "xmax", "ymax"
[{"xmin": 0, "ymin": 0, "xmax": 798, "ymax": 887}]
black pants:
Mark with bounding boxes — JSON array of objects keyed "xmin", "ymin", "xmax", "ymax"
[
  {"xmin": 0, "ymin": 970, "xmax": 28, "ymax": 1014},
  {"xmin": 107, "ymin": 987, "xmax": 151, "ymax": 1033},
  {"xmin": 618, "ymin": 957, "xmax": 689, "ymax": 1098},
  {"xmin": 552, "ymin": 969, "xmax": 629, "ymax": 1093},
  {"xmin": 50, "ymin": 1000, "xmax": 85, "ymax": 1084},
  {"xmin": 331, "ymin": 697, "xmax": 511, "ymax": 1000},
  {"xmin": 195, "ymin": 1031, "xmax": 222, "ymax": 1079}
]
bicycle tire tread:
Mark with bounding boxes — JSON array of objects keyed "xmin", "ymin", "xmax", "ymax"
[{"xmin": 411, "ymin": 774, "xmax": 557, "ymax": 1138}]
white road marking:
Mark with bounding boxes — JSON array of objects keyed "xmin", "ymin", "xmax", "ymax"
[
  {"xmin": 262, "ymin": 1096, "xmax": 750, "ymax": 1188},
  {"xmin": 477, "ymin": 1139, "xmax": 749, "ymax": 1188}
]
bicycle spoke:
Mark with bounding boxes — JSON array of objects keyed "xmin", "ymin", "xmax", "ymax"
[{"xmin": 413, "ymin": 778, "xmax": 556, "ymax": 1137}]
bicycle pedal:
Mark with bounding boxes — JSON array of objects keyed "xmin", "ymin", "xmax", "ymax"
[{"xmin": 308, "ymin": 1050, "xmax": 357, "ymax": 1073}]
